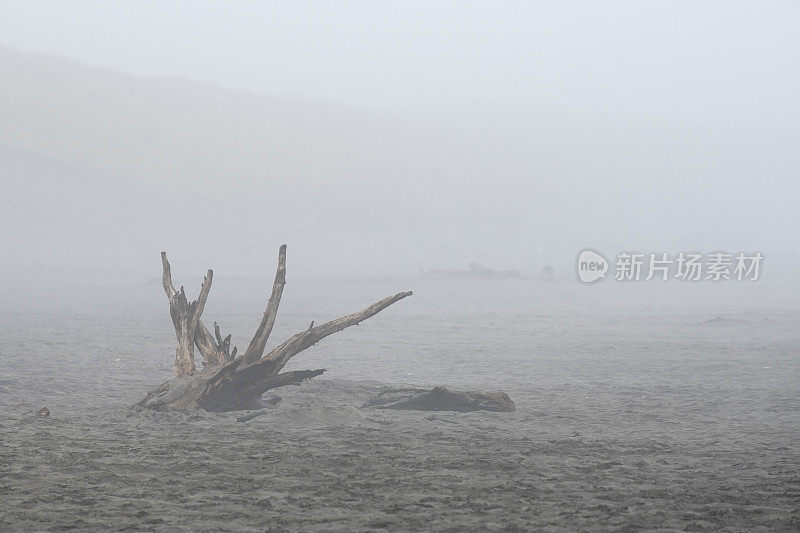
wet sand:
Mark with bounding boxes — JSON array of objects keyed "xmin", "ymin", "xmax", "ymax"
[
  {"xmin": 3, "ymin": 377, "xmax": 799, "ymax": 531},
  {"xmin": 1, "ymin": 279, "xmax": 799, "ymax": 531}
]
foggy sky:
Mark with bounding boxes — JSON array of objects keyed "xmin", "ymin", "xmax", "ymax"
[
  {"xmin": 0, "ymin": 1, "xmax": 798, "ymax": 287},
  {"xmin": 1, "ymin": 1, "xmax": 797, "ymax": 113}
]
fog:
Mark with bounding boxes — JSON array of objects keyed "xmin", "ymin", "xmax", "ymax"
[
  {"xmin": 3, "ymin": 4, "xmax": 800, "ymax": 530},
  {"xmin": 1, "ymin": 1, "xmax": 798, "ymax": 286}
]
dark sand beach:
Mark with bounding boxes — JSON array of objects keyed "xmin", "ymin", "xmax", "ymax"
[{"xmin": 1, "ymin": 279, "xmax": 798, "ymax": 531}]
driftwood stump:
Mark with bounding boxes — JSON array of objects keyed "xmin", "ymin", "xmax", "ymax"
[
  {"xmin": 139, "ymin": 245, "xmax": 411, "ymax": 412},
  {"xmin": 362, "ymin": 386, "xmax": 516, "ymax": 413}
]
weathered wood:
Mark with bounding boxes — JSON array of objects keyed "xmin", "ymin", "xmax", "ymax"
[
  {"xmin": 141, "ymin": 245, "xmax": 412, "ymax": 412},
  {"xmin": 161, "ymin": 252, "xmax": 212, "ymax": 378},
  {"xmin": 237, "ymin": 290, "xmax": 413, "ymax": 383},
  {"xmin": 195, "ymin": 367, "xmax": 326, "ymax": 412},
  {"xmin": 242, "ymin": 244, "xmax": 287, "ymax": 364},
  {"xmin": 195, "ymin": 320, "xmax": 233, "ymax": 367},
  {"xmin": 362, "ymin": 386, "xmax": 516, "ymax": 413}
]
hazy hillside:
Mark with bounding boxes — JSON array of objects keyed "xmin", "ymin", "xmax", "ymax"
[
  {"xmin": 0, "ymin": 46, "xmax": 536, "ymax": 284},
  {"xmin": 1, "ymin": 45, "xmax": 797, "ymax": 288}
]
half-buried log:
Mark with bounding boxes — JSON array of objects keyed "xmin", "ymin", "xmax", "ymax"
[
  {"xmin": 139, "ymin": 245, "xmax": 412, "ymax": 412},
  {"xmin": 362, "ymin": 386, "xmax": 515, "ymax": 413}
]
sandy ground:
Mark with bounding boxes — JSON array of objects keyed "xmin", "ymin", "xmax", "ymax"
[
  {"xmin": 1, "ymin": 279, "xmax": 799, "ymax": 530},
  {"xmin": 2, "ymin": 377, "xmax": 799, "ymax": 532}
]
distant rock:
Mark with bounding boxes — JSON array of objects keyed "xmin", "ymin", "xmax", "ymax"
[
  {"xmin": 36, "ymin": 407, "xmax": 50, "ymax": 417},
  {"xmin": 362, "ymin": 386, "xmax": 515, "ymax": 413},
  {"xmin": 421, "ymin": 263, "xmax": 521, "ymax": 280},
  {"xmin": 698, "ymin": 316, "xmax": 747, "ymax": 325}
]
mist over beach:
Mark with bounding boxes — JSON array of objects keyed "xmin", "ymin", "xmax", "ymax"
[{"xmin": 1, "ymin": 1, "xmax": 799, "ymax": 531}]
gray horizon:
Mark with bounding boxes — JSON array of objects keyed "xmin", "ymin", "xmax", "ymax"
[{"xmin": 0, "ymin": 1, "xmax": 798, "ymax": 288}]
